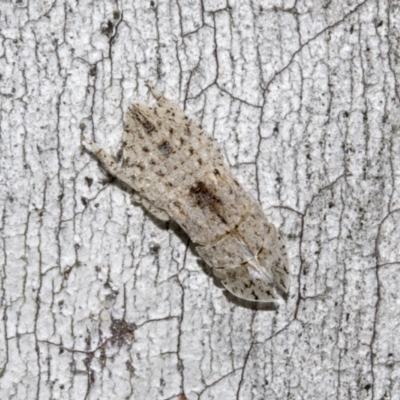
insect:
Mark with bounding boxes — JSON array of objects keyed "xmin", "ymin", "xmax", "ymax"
[{"xmin": 83, "ymin": 82, "xmax": 289, "ymax": 302}]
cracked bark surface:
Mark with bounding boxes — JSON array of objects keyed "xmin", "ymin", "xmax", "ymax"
[{"xmin": 1, "ymin": 0, "xmax": 399, "ymax": 399}]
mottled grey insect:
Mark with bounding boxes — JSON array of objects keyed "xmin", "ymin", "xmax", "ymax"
[{"xmin": 83, "ymin": 82, "xmax": 289, "ymax": 302}]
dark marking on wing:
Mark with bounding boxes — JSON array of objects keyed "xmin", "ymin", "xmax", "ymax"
[
  {"xmin": 143, "ymin": 121, "xmax": 155, "ymax": 134},
  {"xmin": 190, "ymin": 181, "xmax": 222, "ymax": 210},
  {"xmin": 189, "ymin": 181, "xmax": 227, "ymax": 224},
  {"xmin": 173, "ymin": 200, "xmax": 186, "ymax": 215},
  {"xmin": 158, "ymin": 141, "xmax": 172, "ymax": 155},
  {"xmin": 135, "ymin": 162, "xmax": 145, "ymax": 171}
]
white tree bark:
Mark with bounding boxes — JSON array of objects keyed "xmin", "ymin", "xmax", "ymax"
[{"xmin": 1, "ymin": 0, "xmax": 399, "ymax": 399}]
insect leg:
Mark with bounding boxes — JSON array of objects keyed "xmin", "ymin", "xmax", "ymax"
[
  {"xmin": 82, "ymin": 136, "xmax": 136, "ymax": 189},
  {"xmin": 145, "ymin": 80, "xmax": 170, "ymax": 107}
]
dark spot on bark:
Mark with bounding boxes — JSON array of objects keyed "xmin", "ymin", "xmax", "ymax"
[
  {"xmin": 63, "ymin": 266, "xmax": 72, "ymax": 279},
  {"xmin": 197, "ymin": 158, "xmax": 202, "ymax": 165},
  {"xmin": 113, "ymin": 10, "xmax": 120, "ymax": 19},
  {"xmin": 158, "ymin": 141, "xmax": 172, "ymax": 155},
  {"xmin": 142, "ymin": 146, "xmax": 149, "ymax": 152},
  {"xmin": 184, "ymin": 116, "xmax": 188, "ymax": 120},
  {"xmin": 184, "ymin": 125, "xmax": 191, "ymax": 136},
  {"xmin": 234, "ymin": 180, "xmax": 240, "ymax": 186},
  {"xmin": 85, "ymin": 177, "xmax": 93, "ymax": 187},
  {"xmin": 150, "ymin": 159, "xmax": 156, "ymax": 165},
  {"xmin": 88, "ymin": 65, "xmax": 98, "ymax": 78},
  {"xmin": 189, "ymin": 147, "xmax": 194, "ymax": 155},
  {"xmin": 149, "ymin": 243, "xmax": 160, "ymax": 254},
  {"xmin": 135, "ymin": 162, "xmax": 145, "ymax": 171},
  {"xmin": 101, "ymin": 20, "xmax": 114, "ymax": 37},
  {"xmin": 156, "ymin": 170, "xmax": 165, "ymax": 177},
  {"xmin": 110, "ymin": 318, "xmax": 136, "ymax": 347},
  {"xmin": 81, "ymin": 197, "xmax": 88, "ymax": 206},
  {"xmin": 169, "ymin": 128, "xmax": 174, "ymax": 134},
  {"xmin": 180, "ymin": 138, "xmax": 185, "ymax": 145},
  {"xmin": 214, "ymin": 169, "xmax": 220, "ymax": 176}
]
